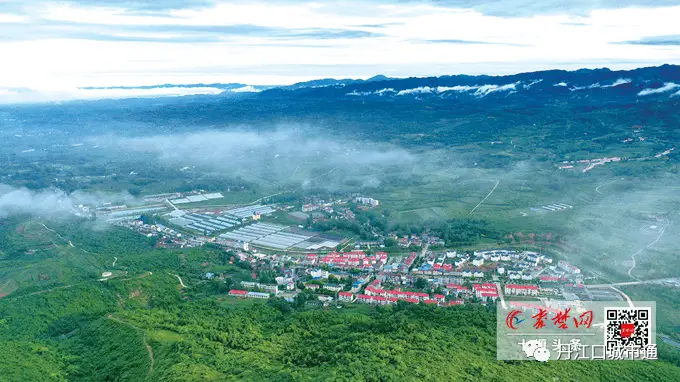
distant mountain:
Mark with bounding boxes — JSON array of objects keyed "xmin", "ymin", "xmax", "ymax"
[
  {"xmin": 257, "ymin": 64, "xmax": 680, "ymax": 104},
  {"xmin": 75, "ymin": 65, "xmax": 680, "ymax": 104},
  {"xmin": 281, "ymin": 74, "xmax": 396, "ymax": 90},
  {"xmin": 80, "ymin": 83, "xmax": 276, "ymax": 92}
]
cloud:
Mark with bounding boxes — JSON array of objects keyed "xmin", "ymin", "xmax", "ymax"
[
  {"xmin": 416, "ymin": 0, "xmax": 680, "ymax": 17},
  {"xmin": 0, "ymin": 19, "xmax": 382, "ymax": 43},
  {"xmin": 602, "ymin": 78, "xmax": 632, "ymax": 87},
  {"xmin": 1, "ymin": 1, "xmax": 680, "ymax": 89},
  {"xmin": 0, "ymin": 86, "xmax": 227, "ymax": 104},
  {"xmin": 423, "ymin": 39, "xmax": 527, "ymax": 46},
  {"xmin": 230, "ymin": 85, "xmax": 260, "ymax": 93},
  {"xmin": 347, "ymin": 88, "xmax": 395, "ymax": 96},
  {"xmin": 0, "ymin": 184, "xmax": 135, "ymax": 219},
  {"xmin": 523, "ymin": 79, "xmax": 543, "ymax": 89},
  {"xmin": 554, "ymin": 82, "xmax": 568, "ymax": 87},
  {"xmin": 638, "ymin": 82, "xmax": 680, "ymax": 96},
  {"xmin": 397, "ymin": 86, "xmax": 435, "ymax": 95},
  {"xmin": 569, "ymin": 78, "xmax": 632, "ymax": 91},
  {"xmin": 614, "ymin": 35, "xmax": 680, "ymax": 46},
  {"xmin": 115, "ymin": 128, "xmax": 416, "ymax": 190}
]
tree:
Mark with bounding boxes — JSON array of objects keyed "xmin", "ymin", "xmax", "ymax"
[
  {"xmin": 415, "ymin": 277, "xmax": 428, "ymax": 290},
  {"xmin": 384, "ymin": 238, "xmax": 398, "ymax": 248}
]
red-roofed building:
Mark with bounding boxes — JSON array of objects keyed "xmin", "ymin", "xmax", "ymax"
[
  {"xmin": 338, "ymin": 292, "xmax": 354, "ymax": 302},
  {"xmin": 388, "ymin": 297, "xmax": 399, "ymax": 303},
  {"xmin": 447, "ymin": 300, "xmax": 464, "ymax": 306},
  {"xmin": 473, "ymin": 283, "xmax": 498, "ymax": 298},
  {"xmin": 229, "ymin": 290, "xmax": 248, "ymax": 297},
  {"xmin": 433, "ymin": 294, "xmax": 445, "ymax": 302},
  {"xmin": 365, "ymin": 286, "xmax": 387, "ymax": 296},
  {"xmin": 445, "ymin": 284, "xmax": 470, "ymax": 296},
  {"xmin": 357, "ymin": 294, "xmax": 372, "ymax": 303},
  {"xmin": 509, "ymin": 301, "xmax": 561, "ymax": 315},
  {"xmin": 404, "ymin": 298, "xmax": 420, "ymax": 304},
  {"xmin": 424, "ymin": 299, "xmax": 438, "ymax": 305},
  {"xmin": 372, "ymin": 296, "xmax": 388, "ymax": 305},
  {"xmin": 480, "ymin": 291, "xmax": 498, "ymax": 302}
]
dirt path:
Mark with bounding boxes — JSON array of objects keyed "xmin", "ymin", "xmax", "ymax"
[
  {"xmin": 39, "ymin": 223, "xmax": 69, "ymax": 243},
  {"xmin": 469, "ymin": 179, "xmax": 500, "ymax": 215},
  {"xmin": 595, "ymin": 179, "xmax": 621, "ymax": 195},
  {"xmin": 6, "ymin": 284, "xmax": 76, "ymax": 300},
  {"xmin": 113, "ymin": 257, "xmax": 118, "ymax": 267},
  {"xmin": 628, "ymin": 224, "xmax": 667, "ymax": 280},
  {"xmin": 171, "ymin": 273, "xmax": 187, "ymax": 288},
  {"xmin": 107, "ymin": 314, "xmax": 155, "ymax": 375}
]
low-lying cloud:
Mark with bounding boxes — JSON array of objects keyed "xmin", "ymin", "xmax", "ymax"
[
  {"xmin": 0, "ymin": 184, "xmax": 134, "ymax": 219},
  {"xmin": 638, "ymin": 82, "xmax": 680, "ymax": 96},
  {"xmin": 388, "ymin": 82, "xmax": 520, "ymax": 97},
  {"xmin": 116, "ymin": 128, "xmax": 416, "ymax": 190},
  {"xmin": 0, "ymin": 86, "xmax": 230, "ymax": 104},
  {"xmin": 569, "ymin": 78, "xmax": 631, "ymax": 91}
]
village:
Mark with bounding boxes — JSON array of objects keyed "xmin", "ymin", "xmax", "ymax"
[
  {"xmin": 110, "ymin": 191, "xmax": 632, "ymax": 312},
  {"xmin": 218, "ymin": 245, "xmax": 600, "ymax": 309}
]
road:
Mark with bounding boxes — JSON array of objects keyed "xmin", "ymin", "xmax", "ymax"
[
  {"xmin": 39, "ymin": 223, "xmax": 69, "ymax": 243},
  {"xmin": 609, "ymin": 286, "xmax": 634, "ymax": 308},
  {"xmin": 113, "ymin": 257, "xmax": 118, "ymax": 267},
  {"xmin": 107, "ymin": 314, "xmax": 155, "ymax": 375},
  {"xmin": 469, "ymin": 179, "xmax": 500, "ymax": 215},
  {"xmin": 420, "ymin": 243, "xmax": 430, "ymax": 258},
  {"xmin": 495, "ymin": 281, "xmax": 507, "ymax": 309},
  {"xmin": 585, "ymin": 277, "xmax": 680, "ymax": 288},
  {"xmin": 171, "ymin": 273, "xmax": 187, "ymax": 288},
  {"xmin": 595, "ymin": 178, "xmax": 621, "ymax": 194},
  {"xmin": 628, "ymin": 224, "xmax": 667, "ymax": 280}
]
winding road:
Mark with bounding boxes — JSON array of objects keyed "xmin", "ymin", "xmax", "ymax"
[
  {"xmin": 595, "ymin": 178, "xmax": 621, "ymax": 195},
  {"xmin": 469, "ymin": 179, "xmax": 500, "ymax": 215},
  {"xmin": 171, "ymin": 273, "xmax": 187, "ymax": 288},
  {"xmin": 628, "ymin": 224, "xmax": 667, "ymax": 280}
]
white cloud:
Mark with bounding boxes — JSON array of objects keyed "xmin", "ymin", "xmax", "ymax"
[
  {"xmin": 638, "ymin": 82, "xmax": 680, "ymax": 96},
  {"xmin": 394, "ymin": 82, "xmax": 519, "ymax": 97},
  {"xmin": 523, "ymin": 79, "xmax": 543, "ymax": 89},
  {"xmin": 230, "ymin": 85, "xmax": 260, "ymax": 93},
  {"xmin": 0, "ymin": 2, "xmax": 679, "ymax": 92},
  {"xmin": 604, "ymin": 78, "xmax": 632, "ymax": 87},
  {"xmin": 587, "ymin": 78, "xmax": 632, "ymax": 89},
  {"xmin": 554, "ymin": 82, "xmax": 568, "ymax": 87},
  {"xmin": 0, "ymin": 86, "xmax": 226, "ymax": 103},
  {"xmin": 396, "ymin": 86, "xmax": 434, "ymax": 95},
  {"xmin": 0, "ymin": 13, "xmax": 25, "ymax": 23},
  {"xmin": 375, "ymin": 88, "xmax": 395, "ymax": 95}
]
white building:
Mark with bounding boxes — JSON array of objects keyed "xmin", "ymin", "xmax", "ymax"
[
  {"xmin": 355, "ymin": 197, "xmax": 380, "ymax": 207},
  {"xmin": 558, "ymin": 260, "xmax": 581, "ymax": 274}
]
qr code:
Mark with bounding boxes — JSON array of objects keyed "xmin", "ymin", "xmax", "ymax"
[{"xmin": 605, "ymin": 307, "xmax": 651, "ymax": 350}]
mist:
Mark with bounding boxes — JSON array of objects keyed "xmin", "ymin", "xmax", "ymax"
[
  {"xmin": 115, "ymin": 127, "xmax": 419, "ymax": 191},
  {"xmin": 0, "ymin": 184, "xmax": 135, "ymax": 219}
]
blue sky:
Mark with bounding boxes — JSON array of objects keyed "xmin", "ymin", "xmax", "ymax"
[{"xmin": 0, "ymin": 0, "xmax": 679, "ymax": 100}]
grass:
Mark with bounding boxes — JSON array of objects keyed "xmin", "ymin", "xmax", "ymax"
[
  {"xmin": 217, "ymin": 296, "xmax": 268, "ymax": 309},
  {"xmin": 0, "ymin": 279, "xmax": 19, "ymax": 298},
  {"xmin": 176, "ymin": 190, "xmax": 270, "ymax": 209},
  {"xmin": 148, "ymin": 330, "xmax": 184, "ymax": 343}
]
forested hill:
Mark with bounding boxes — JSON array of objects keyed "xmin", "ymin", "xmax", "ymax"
[
  {"xmin": 2, "ymin": 283, "xmax": 680, "ymax": 381},
  {"xmin": 260, "ymin": 64, "xmax": 680, "ymax": 105}
]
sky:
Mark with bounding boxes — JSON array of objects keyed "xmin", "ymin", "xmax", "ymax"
[{"xmin": 0, "ymin": 0, "xmax": 679, "ymax": 99}]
